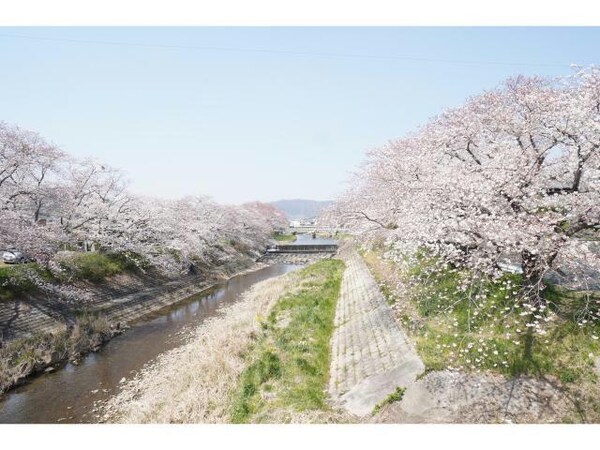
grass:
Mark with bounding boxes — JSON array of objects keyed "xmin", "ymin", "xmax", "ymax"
[
  {"xmin": 0, "ymin": 263, "xmax": 54, "ymax": 302},
  {"xmin": 1, "ymin": 251, "xmax": 144, "ymax": 302},
  {"xmin": 54, "ymin": 251, "xmax": 141, "ymax": 283},
  {"xmin": 102, "ymin": 267, "xmax": 316, "ymax": 423},
  {"xmin": 372, "ymin": 386, "xmax": 406, "ymax": 415},
  {"xmin": 332, "ymin": 232, "xmax": 352, "ymax": 241},
  {"xmin": 229, "ymin": 259, "xmax": 345, "ymax": 423},
  {"xmin": 272, "ymin": 233, "xmax": 297, "ymax": 242},
  {"xmin": 361, "ymin": 248, "xmax": 600, "ymax": 385}
]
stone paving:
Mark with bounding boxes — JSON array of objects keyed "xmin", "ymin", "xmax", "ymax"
[{"xmin": 329, "ymin": 245, "xmax": 424, "ymax": 416}]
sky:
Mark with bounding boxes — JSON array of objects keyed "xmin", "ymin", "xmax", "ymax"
[{"xmin": 0, "ymin": 27, "xmax": 599, "ymax": 204}]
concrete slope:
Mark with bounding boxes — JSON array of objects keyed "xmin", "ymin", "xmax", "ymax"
[{"xmin": 329, "ymin": 245, "xmax": 424, "ymax": 416}]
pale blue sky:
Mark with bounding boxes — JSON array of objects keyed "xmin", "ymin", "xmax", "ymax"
[{"xmin": 0, "ymin": 27, "xmax": 598, "ymax": 203}]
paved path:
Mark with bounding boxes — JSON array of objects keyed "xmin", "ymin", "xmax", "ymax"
[{"xmin": 329, "ymin": 245, "xmax": 424, "ymax": 416}]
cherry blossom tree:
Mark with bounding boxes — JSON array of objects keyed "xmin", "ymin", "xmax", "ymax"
[
  {"xmin": 0, "ymin": 122, "xmax": 284, "ymax": 274},
  {"xmin": 331, "ymin": 67, "xmax": 600, "ymax": 309},
  {"xmin": 0, "ymin": 122, "xmax": 64, "ymax": 260},
  {"xmin": 327, "ymin": 68, "xmax": 600, "ymax": 372},
  {"xmin": 55, "ymin": 158, "xmax": 136, "ymax": 252}
]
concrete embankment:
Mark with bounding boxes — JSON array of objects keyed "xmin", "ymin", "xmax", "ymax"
[
  {"xmin": 0, "ymin": 256, "xmax": 260, "ymax": 394},
  {"xmin": 328, "ymin": 245, "xmax": 424, "ymax": 417}
]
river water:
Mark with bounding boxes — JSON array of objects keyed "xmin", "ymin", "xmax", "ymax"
[
  {"xmin": 0, "ymin": 263, "xmax": 297, "ymax": 423},
  {"xmin": 293, "ymin": 233, "xmax": 337, "ymax": 245}
]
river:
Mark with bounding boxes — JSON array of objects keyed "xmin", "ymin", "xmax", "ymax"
[
  {"xmin": 0, "ymin": 263, "xmax": 298, "ymax": 423},
  {"xmin": 293, "ymin": 233, "xmax": 338, "ymax": 245}
]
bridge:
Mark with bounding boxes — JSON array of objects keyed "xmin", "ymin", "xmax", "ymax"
[
  {"xmin": 287, "ymin": 225, "xmax": 339, "ymax": 234},
  {"xmin": 259, "ymin": 241, "xmax": 339, "ymax": 264},
  {"xmin": 267, "ymin": 243, "xmax": 338, "ymax": 254}
]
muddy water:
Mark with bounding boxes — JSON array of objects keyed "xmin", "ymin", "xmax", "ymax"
[{"xmin": 0, "ymin": 263, "xmax": 298, "ymax": 423}]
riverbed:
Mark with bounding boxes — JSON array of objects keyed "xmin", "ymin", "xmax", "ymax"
[{"xmin": 0, "ymin": 263, "xmax": 297, "ymax": 423}]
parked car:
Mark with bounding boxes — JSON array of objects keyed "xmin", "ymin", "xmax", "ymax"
[{"xmin": 2, "ymin": 250, "xmax": 29, "ymax": 264}]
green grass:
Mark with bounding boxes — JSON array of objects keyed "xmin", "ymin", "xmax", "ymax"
[
  {"xmin": 1, "ymin": 251, "xmax": 145, "ymax": 302},
  {"xmin": 55, "ymin": 251, "xmax": 140, "ymax": 283},
  {"xmin": 372, "ymin": 386, "xmax": 406, "ymax": 415},
  {"xmin": 0, "ymin": 263, "xmax": 54, "ymax": 302},
  {"xmin": 229, "ymin": 259, "xmax": 345, "ymax": 423},
  {"xmin": 361, "ymin": 248, "xmax": 600, "ymax": 385},
  {"xmin": 272, "ymin": 233, "xmax": 297, "ymax": 242}
]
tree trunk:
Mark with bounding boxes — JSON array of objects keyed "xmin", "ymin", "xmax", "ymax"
[
  {"xmin": 521, "ymin": 249, "xmax": 545, "ymax": 307},
  {"xmin": 520, "ymin": 249, "xmax": 548, "ymax": 368}
]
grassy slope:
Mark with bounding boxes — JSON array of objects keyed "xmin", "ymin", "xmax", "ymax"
[
  {"xmin": 0, "ymin": 263, "xmax": 53, "ymax": 302},
  {"xmin": 360, "ymin": 249, "xmax": 600, "ymax": 392},
  {"xmin": 0, "ymin": 252, "xmax": 142, "ymax": 303},
  {"xmin": 53, "ymin": 252, "xmax": 141, "ymax": 283},
  {"xmin": 229, "ymin": 259, "xmax": 345, "ymax": 423}
]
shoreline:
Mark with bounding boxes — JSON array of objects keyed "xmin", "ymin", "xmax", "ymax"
[
  {"xmin": 98, "ymin": 258, "xmax": 349, "ymax": 424},
  {"xmin": 98, "ymin": 265, "xmax": 304, "ymax": 423},
  {"xmin": 0, "ymin": 257, "xmax": 271, "ymax": 397}
]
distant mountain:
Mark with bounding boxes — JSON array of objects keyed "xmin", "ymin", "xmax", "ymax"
[{"xmin": 269, "ymin": 199, "xmax": 333, "ymax": 220}]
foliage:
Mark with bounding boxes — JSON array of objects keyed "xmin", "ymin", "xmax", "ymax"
[
  {"xmin": 0, "ymin": 262, "xmax": 54, "ymax": 301},
  {"xmin": 0, "ymin": 121, "xmax": 287, "ymax": 291}
]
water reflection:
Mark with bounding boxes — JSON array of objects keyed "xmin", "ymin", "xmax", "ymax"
[{"xmin": 293, "ymin": 233, "xmax": 338, "ymax": 245}]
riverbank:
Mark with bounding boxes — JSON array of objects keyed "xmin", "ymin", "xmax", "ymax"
[
  {"xmin": 0, "ymin": 255, "xmax": 263, "ymax": 396},
  {"xmin": 100, "ymin": 259, "xmax": 352, "ymax": 423},
  {"xmin": 229, "ymin": 259, "xmax": 346, "ymax": 423},
  {"xmin": 358, "ymin": 244, "xmax": 600, "ymax": 423}
]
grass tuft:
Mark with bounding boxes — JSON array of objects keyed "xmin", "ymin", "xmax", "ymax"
[
  {"xmin": 54, "ymin": 251, "xmax": 141, "ymax": 283},
  {"xmin": 372, "ymin": 386, "xmax": 406, "ymax": 415}
]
